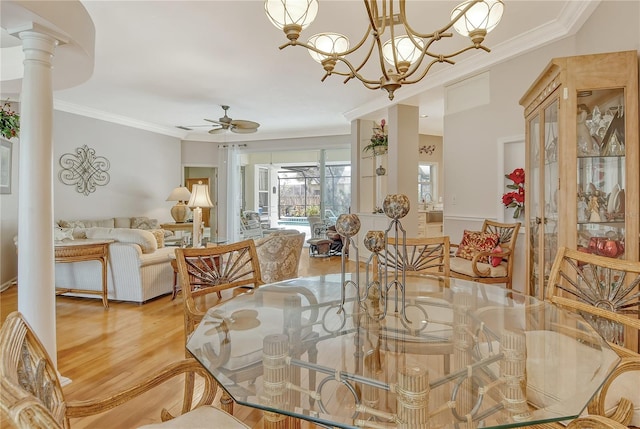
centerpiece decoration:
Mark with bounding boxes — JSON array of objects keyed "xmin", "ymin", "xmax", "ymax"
[
  {"xmin": 363, "ymin": 119, "xmax": 388, "ymax": 155},
  {"xmin": 502, "ymin": 168, "xmax": 525, "ymax": 219},
  {"xmin": 0, "ymin": 101, "xmax": 20, "ymax": 140}
]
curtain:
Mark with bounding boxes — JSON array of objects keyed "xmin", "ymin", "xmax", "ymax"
[{"xmin": 218, "ymin": 144, "xmax": 241, "ymax": 243}]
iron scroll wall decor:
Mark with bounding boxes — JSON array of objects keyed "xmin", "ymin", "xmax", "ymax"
[{"xmin": 58, "ymin": 145, "xmax": 111, "ymax": 196}]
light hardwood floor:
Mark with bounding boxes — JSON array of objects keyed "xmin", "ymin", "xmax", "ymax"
[{"xmin": 0, "ymin": 250, "xmax": 348, "ymax": 428}]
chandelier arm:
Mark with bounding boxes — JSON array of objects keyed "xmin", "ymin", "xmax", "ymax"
[
  {"xmin": 365, "ymin": 0, "xmax": 391, "ymax": 81},
  {"xmin": 398, "ymin": 33, "xmax": 445, "ymax": 81},
  {"xmin": 401, "ymin": 58, "xmax": 454, "ymax": 86}
]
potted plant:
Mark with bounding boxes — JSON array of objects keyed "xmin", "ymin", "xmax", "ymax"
[
  {"xmin": 0, "ymin": 101, "xmax": 19, "ymax": 140},
  {"xmin": 363, "ymin": 119, "xmax": 388, "ymax": 155}
]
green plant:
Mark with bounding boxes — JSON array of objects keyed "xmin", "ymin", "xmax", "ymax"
[
  {"xmin": 363, "ymin": 119, "xmax": 388, "ymax": 154},
  {"xmin": 0, "ymin": 101, "xmax": 19, "ymax": 140}
]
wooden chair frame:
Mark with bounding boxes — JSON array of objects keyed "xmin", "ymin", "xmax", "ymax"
[
  {"xmin": 450, "ymin": 219, "xmax": 521, "ymax": 289},
  {"xmin": 0, "ymin": 312, "xmax": 218, "ymax": 428},
  {"xmin": 176, "ymin": 239, "xmax": 265, "ymax": 343},
  {"xmin": 176, "ymin": 240, "xmax": 264, "ymax": 415},
  {"xmin": 385, "ymin": 235, "xmax": 450, "ymax": 277},
  {"xmin": 546, "ymin": 247, "xmax": 640, "ymax": 426}
]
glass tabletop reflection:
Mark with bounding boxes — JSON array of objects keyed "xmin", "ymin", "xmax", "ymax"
[{"xmin": 186, "ymin": 274, "xmax": 619, "ymax": 429}]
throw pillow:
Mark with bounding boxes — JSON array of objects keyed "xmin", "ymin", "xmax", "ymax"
[
  {"xmin": 54, "ymin": 227, "xmax": 74, "ymax": 242},
  {"xmin": 59, "ymin": 220, "xmax": 85, "ymax": 229},
  {"xmin": 131, "ymin": 216, "xmax": 159, "ymax": 230},
  {"xmin": 456, "ymin": 230, "xmax": 500, "ymax": 263},
  {"xmin": 150, "ymin": 229, "xmax": 165, "ymax": 248},
  {"xmin": 490, "ymin": 245, "xmax": 503, "ymax": 267}
]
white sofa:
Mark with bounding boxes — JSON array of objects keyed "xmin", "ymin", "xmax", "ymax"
[{"xmin": 54, "ymin": 217, "xmax": 176, "ymax": 304}]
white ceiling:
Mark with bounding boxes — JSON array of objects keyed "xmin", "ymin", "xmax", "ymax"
[{"xmin": 0, "ymin": 1, "xmax": 600, "ymax": 142}]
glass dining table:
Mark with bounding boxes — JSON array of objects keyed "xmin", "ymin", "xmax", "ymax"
[{"xmin": 186, "ymin": 273, "xmax": 619, "ymax": 429}]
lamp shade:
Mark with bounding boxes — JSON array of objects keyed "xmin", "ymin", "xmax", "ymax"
[
  {"xmin": 382, "ymin": 36, "xmax": 425, "ymax": 67},
  {"xmin": 265, "ymin": 0, "xmax": 318, "ymax": 31},
  {"xmin": 188, "ymin": 182, "xmax": 214, "ymax": 208},
  {"xmin": 166, "ymin": 186, "xmax": 191, "ymax": 202},
  {"xmin": 307, "ymin": 33, "xmax": 349, "ymax": 63},
  {"xmin": 451, "ymin": 0, "xmax": 504, "ymax": 37}
]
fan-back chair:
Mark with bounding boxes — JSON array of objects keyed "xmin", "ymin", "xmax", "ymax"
[
  {"xmin": 450, "ymin": 220, "xmax": 521, "ymax": 289},
  {"xmin": 0, "ymin": 312, "xmax": 247, "ymax": 428},
  {"xmin": 176, "ymin": 240, "xmax": 265, "ymax": 415},
  {"xmin": 385, "ymin": 235, "xmax": 450, "ymax": 277},
  {"xmin": 546, "ymin": 247, "xmax": 640, "ymax": 427}
]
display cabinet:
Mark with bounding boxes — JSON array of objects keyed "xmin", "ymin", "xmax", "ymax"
[{"xmin": 520, "ymin": 50, "xmax": 639, "ymax": 300}]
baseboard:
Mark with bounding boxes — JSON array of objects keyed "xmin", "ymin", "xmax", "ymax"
[{"xmin": 0, "ymin": 278, "xmax": 17, "ymax": 293}]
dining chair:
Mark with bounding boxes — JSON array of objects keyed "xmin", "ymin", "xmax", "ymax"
[
  {"xmin": 450, "ymin": 219, "xmax": 521, "ymax": 289},
  {"xmin": 176, "ymin": 240, "xmax": 265, "ymax": 415},
  {"xmin": 176, "ymin": 239, "xmax": 265, "ymax": 343},
  {"xmin": 0, "ymin": 312, "xmax": 248, "ymax": 429},
  {"xmin": 254, "ymin": 231, "xmax": 305, "ymax": 283},
  {"xmin": 378, "ymin": 235, "xmax": 453, "ymax": 373},
  {"xmin": 384, "ymin": 235, "xmax": 450, "ymax": 277},
  {"xmin": 546, "ymin": 247, "xmax": 640, "ymax": 427}
]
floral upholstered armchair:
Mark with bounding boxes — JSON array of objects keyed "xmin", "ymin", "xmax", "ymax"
[{"xmin": 254, "ymin": 231, "xmax": 305, "ymax": 283}]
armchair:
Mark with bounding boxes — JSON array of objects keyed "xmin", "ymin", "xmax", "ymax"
[
  {"xmin": 450, "ymin": 220, "xmax": 521, "ymax": 289},
  {"xmin": 0, "ymin": 312, "xmax": 247, "ymax": 429}
]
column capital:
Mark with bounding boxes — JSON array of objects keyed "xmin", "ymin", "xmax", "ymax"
[{"xmin": 9, "ymin": 22, "xmax": 68, "ymax": 46}]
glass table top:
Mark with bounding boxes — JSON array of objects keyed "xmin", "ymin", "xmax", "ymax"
[{"xmin": 186, "ymin": 274, "xmax": 619, "ymax": 429}]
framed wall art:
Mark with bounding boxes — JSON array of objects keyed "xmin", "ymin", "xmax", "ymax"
[{"xmin": 0, "ymin": 139, "xmax": 12, "ymax": 194}]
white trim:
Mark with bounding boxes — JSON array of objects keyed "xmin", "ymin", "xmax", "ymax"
[
  {"xmin": 497, "ymin": 135, "xmax": 525, "ymax": 223},
  {"xmin": 0, "ymin": 278, "xmax": 17, "ymax": 293},
  {"xmin": 444, "ymin": 215, "xmax": 495, "ymax": 223}
]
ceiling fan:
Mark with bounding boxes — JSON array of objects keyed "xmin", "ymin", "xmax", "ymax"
[{"xmin": 177, "ymin": 105, "xmax": 260, "ymax": 134}]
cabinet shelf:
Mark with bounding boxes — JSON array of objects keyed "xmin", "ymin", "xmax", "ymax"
[{"xmin": 577, "ymin": 155, "xmax": 625, "ymax": 160}]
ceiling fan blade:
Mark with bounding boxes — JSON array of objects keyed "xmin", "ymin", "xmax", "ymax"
[
  {"xmin": 177, "ymin": 124, "xmax": 213, "ymax": 130},
  {"xmin": 208, "ymin": 127, "xmax": 227, "ymax": 134},
  {"xmin": 231, "ymin": 126, "xmax": 258, "ymax": 134},
  {"xmin": 231, "ymin": 119, "xmax": 260, "ymax": 129},
  {"xmin": 204, "ymin": 118, "xmax": 225, "ymax": 125}
]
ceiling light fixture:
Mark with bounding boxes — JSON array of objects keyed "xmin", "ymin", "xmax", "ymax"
[{"xmin": 264, "ymin": 0, "xmax": 504, "ymax": 100}]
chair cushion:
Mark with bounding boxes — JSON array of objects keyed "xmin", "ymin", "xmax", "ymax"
[
  {"xmin": 455, "ymin": 230, "xmax": 499, "ymax": 263},
  {"xmin": 137, "ymin": 405, "xmax": 249, "ymax": 428},
  {"xmin": 450, "ymin": 257, "xmax": 507, "ymax": 278}
]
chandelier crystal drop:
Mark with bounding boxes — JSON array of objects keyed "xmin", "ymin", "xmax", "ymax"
[{"xmin": 264, "ymin": 0, "xmax": 504, "ymax": 100}]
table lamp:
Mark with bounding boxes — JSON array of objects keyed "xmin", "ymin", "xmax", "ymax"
[
  {"xmin": 166, "ymin": 186, "xmax": 192, "ymax": 223},
  {"xmin": 187, "ymin": 181, "xmax": 214, "ymax": 247}
]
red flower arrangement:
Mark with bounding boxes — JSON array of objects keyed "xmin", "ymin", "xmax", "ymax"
[{"xmin": 502, "ymin": 168, "xmax": 525, "ymax": 219}]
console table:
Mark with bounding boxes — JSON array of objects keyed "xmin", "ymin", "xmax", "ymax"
[{"xmin": 54, "ymin": 239, "xmax": 113, "ymax": 308}]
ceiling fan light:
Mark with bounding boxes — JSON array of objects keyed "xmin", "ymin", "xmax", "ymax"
[
  {"xmin": 382, "ymin": 36, "xmax": 424, "ymax": 68},
  {"xmin": 451, "ymin": 0, "xmax": 504, "ymax": 38},
  {"xmin": 264, "ymin": 0, "xmax": 318, "ymax": 31},
  {"xmin": 307, "ymin": 33, "xmax": 349, "ymax": 63}
]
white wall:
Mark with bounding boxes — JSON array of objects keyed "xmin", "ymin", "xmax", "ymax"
[
  {"xmin": 443, "ymin": 0, "xmax": 639, "ymax": 293},
  {"xmin": 53, "ymin": 111, "xmax": 181, "ymax": 222}
]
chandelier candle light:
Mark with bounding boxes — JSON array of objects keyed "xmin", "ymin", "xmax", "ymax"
[
  {"xmin": 188, "ymin": 181, "xmax": 214, "ymax": 248},
  {"xmin": 166, "ymin": 186, "xmax": 192, "ymax": 223},
  {"xmin": 264, "ymin": 0, "xmax": 504, "ymax": 100}
]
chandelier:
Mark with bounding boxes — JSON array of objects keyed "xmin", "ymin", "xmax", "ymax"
[{"xmin": 264, "ymin": 0, "xmax": 504, "ymax": 100}]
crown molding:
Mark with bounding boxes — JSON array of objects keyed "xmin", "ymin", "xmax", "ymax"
[{"xmin": 53, "ymin": 99, "xmax": 187, "ymax": 139}]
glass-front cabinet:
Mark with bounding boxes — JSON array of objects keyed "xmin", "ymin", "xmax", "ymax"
[{"xmin": 520, "ymin": 51, "xmax": 639, "ymax": 300}]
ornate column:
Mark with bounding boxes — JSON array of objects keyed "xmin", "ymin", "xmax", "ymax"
[{"xmin": 16, "ymin": 28, "xmax": 60, "ymax": 367}]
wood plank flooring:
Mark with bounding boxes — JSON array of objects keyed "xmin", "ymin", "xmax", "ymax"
[{"xmin": 0, "ymin": 250, "xmax": 348, "ymax": 428}]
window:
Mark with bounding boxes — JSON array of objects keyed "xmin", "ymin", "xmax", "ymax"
[
  {"xmin": 418, "ymin": 163, "xmax": 437, "ymax": 203},
  {"xmin": 258, "ymin": 167, "xmax": 269, "ymax": 216},
  {"xmin": 278, "ymin": 164, "xmax": 351, "ymax": 219}
]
